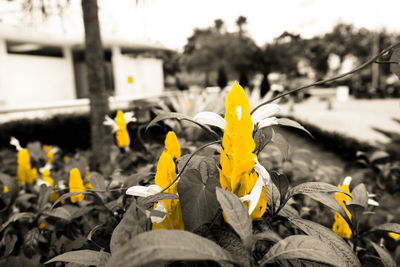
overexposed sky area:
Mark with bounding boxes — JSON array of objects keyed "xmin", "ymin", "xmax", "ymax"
[
  {"xmin": 108, "ymin": 0, "xmax": 400, "ymax": 49},
  {"xmin": 1, "ymin": 0, "xmax": 400, "ymax": 50}
]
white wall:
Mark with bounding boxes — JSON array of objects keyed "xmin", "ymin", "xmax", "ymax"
[
  {"xmin": 113, "ymin": 51, "xmax": 164, "ymax": 98},
  {"xmin": 3, "ymin": 53, "xmax": 75, "ymax": 106}
]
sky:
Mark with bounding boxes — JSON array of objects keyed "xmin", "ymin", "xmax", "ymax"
[{"xmin": 1, "ymin": 0, "xmax": 400, "ymax": 51}]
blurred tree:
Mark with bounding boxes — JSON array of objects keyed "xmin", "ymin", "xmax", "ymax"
[
  {"xmin": 8, "ymin": 0, "xmax": 110, "ymax": 171},
  {"xmin": 214, "ymin": 19, "xmax": 224, "ymax": 33},
  {"xmin": 217, "ymin": 66, "xmax": 228, "ymax": 89},
  {"xmin": 235, "ymin": 15, "xmax": 247, "ymax": 37}
]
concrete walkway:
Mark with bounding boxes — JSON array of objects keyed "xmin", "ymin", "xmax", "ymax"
[{"xmin": 280, "ymin": 98, "xmax": 400, "ymax": 144}]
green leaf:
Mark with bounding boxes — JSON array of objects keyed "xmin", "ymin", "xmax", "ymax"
[
  {"xmin": 137, "ymin": 192, "xmax": 179, "ymax": 209},
  {"xmin": 110, "ymin": 199, "xmax": 146, "ymax": 254},
  {"xmin": 390, "ymin": 47, "xmax": 400, "ymax": 79},
  {"xmin": 348, "ymin": 183, "xmax": 368, "ymax": 209},
  {"xmin": 267, "ymin": 181, "xmax": 280, "ymax": 214},
  {"xmin": 287, "ymin": 182, "xmax": 348, "ymax": 199},
  {"xmin": 254, "ymin": 127, "xmax": 274, "ymax": 154},
  {"xmin": 370, "ymin": 223, "xmax": 400, "ymax": 234},
  {"xmin": 178, "ymin": 168, "xmax": 220, "ymax": 232},
  {"xmin": 42, "ymin": 207, "xmax": 71, "ymax": 221},
  {"xmin": 271, "ymin": 132, "xmax": 289, "ymax": 159},
  {"xmin": 259, "ymin": 235, "xmax": 346, "ymax": 266},
  {"xmin": 105, "ymin": 230, "xmax": 233, "ymax": 267},
  {"xmin": 270, "ymin": 171, "xmax": 289, "ymax": 206},
  {"xmin": 88, "ymin": 172, "xmax": 106, "ymax": 191},
  {"xmin": 0, "ymin": 212, "xmax": 35, "ymax": 232},
  {"xmin": 277, "ymin": 118, "xmax": 313, "ymax": 138},
  {"xmin": 254, "ymin": 230, "xmax": 282, "ymax": 243},
  {"xmin": 369, "ymin": 241, "xmax": 397, "ymax": 267},
  {"xmin": 289, "ymin": 218, "xmax": 361, "ymax": 267},
  {"xmin": 146, "ymin": 112, "xmax": 217, "ymax": 136},
  {"xmin": 45, "ymin": 250, "xmax": 110, "ymax": 266},
  {"xmin": 215, "ymin": 188, "xmax": 253, "ymax": 249}
]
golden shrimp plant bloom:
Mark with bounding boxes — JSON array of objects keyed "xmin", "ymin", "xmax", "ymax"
[
  {"xmin": 42, "ymin": 169, "xmax": 60, "ymax": 202},
  {"xmin": 126, "ymin": 131, "xmax": 184, "ymax": 230},
  {"xmin": 69, "ymin": 168, "xmax": 85, "ymax": 203},
  {"xmin": 17, "ymin": 148, "xmax": 37, "ymax": 186},
  {"xmin": 104, "ymin": 110, "xmax": 136, "ymax": 149},
  {"xmin": 332, "ymin": 177, "xmax": 352, "ymax": 239},
  {"xmin": 218, "ymin": 82, "xmax": 268, "ymax": 220}
]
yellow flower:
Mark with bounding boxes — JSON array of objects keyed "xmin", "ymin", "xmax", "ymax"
[
  {"xmin": 333, "ymin": 177, "xmax": 352, "ymax": 238},
  {"xmin": 26, "ymin": 168, "xmax": 38, "ymax": 184},
  {"xmin": 164, "ymin": 131, "xmax": 181, "ymax": 159},
  {"xmin": 217, "ymin": 82, "xmax": 269, "ymax": 220},
  {"xmin": 388, "ymin": 232, "xmax": 400, "ymax": 241},
  {"xmin": 39, "ymin": 222, "xmax": 46, "ymax": 229},
  {"xmin": 42, "ymin": 169, "xmax": 59, "ymax": 202},
  {"xmin": 17, "ymin": 148, "xmax": 32, "ymax": 186},
  {"xmin": 3, "ymin": 186, "xmax": 8, "ymax": 193},
  {"xmin": 104, "ymin": 110, "xmax": 136, "ymax": 149},
  {"xmin": 69, "ymin": 168, "xmax": 85, "ymax": 203},
  {"xmin": 126, "ymin": 131, "xmax": 184, "ymax": 230}
]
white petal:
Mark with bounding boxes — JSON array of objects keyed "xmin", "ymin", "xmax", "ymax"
[
  {"xmin": 123, "ymin": 112, "xmax": 137, "ymax": 123},
  {"xmin": 240, "ymin": 177, "xmax": 264, "ymax": 215},
  {"xmin": 257, "ymin": 117, "xmax": 278, "ymax": 130},
  {"xmin": 36, "ymin": 179, "xmax": 51, "ymax": 187},
  {"xmin": 151, "ymin": 201, "xmax": 167, "ymax": 223},
  {"xmin": 10, "ymin": 136, "xmax": 22, "ymax": 151},
  {"xmin": 251, "ymin": 104, "xmax": 281, "ymax": 124},
  {"xmin": 103, "ymin": 116, "xmax": 118, "ymax": 132},
  {"xmin": 254, "ymin": 159, "xmax": 271, "ymax": 185},
  {"xmin": 368, "ymin": 199, "xmax": 379, "ymax": 206},
  {"xmin": 126, "ymin": 184, "xmax": 162, "ymax": 197},
  {"xmin": 193, "ymin": 112, "xmax": 226, "ymax": 130},
  {"xmin": 343, "ymin": 176, "xmax": 352, "ymax": 186}
]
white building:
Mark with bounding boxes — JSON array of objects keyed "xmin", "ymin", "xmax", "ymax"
[{"xmin": 0, "ymin": 25, "xmax": 165, "ymax": 110}]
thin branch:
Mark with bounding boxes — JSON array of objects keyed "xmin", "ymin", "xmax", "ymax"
[{"xmin": 251, "ymin": 42, "xmax": 400, "ymax": 115}]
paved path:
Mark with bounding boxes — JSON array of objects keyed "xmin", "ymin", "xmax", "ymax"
[{"xmin": 280, "ymin": 98, "xmax": 400, "ymax": 144}]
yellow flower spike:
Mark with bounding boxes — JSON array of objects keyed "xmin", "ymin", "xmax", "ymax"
[
  {"xmin": 42, "ymin": 169, "xmax": 54, "ymax": 188},
  {"xmin": 39, "ymin": 223, "xmax": 46, "ymax": 229},
  {"xmin": 164, "ymin": 131, "xmax": 181, "ymax": 159},
  {"xmin": 17, "ymin": 148, "xmax": 31, "ymax": 186},
  {"xmin": 69, "ymin": 168, "xmax": 85, "ymax": 203},
  {"xmin": 388, "ymin": 232, "xmax": 400, "ymax": 241},
  {"xmin": 116, "ymin": 110, "xmax": 127, "ymax": 130},
  {"xmin": 152, "ymin": 133, "xmax": 184, "ymax": 230},
  {"xmin": 3, "ymin": 186, "xmax": 8, "ymax": 193},
  {"xmin": 26, "ymin": 168, "xmax": 38, "ymax": 184},
  {"xmin": 333, "ymin": 177, "xmax": 352, "ymax": 238},
  {"xmin": 46, "ymin": 150, "xmax": 54, "ymax": 163},
  {"xmin": 116, "ymin": 128, "xmax": 130, "ymax": 148},
  {"xmin": 84, "ymin": 182, "xmax": 94, "ymax": 190},
  {"xmin": 43, "ymin": 145, "xmax": 51, "ymax": 151}
]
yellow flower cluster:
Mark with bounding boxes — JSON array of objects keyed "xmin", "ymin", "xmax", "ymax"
[
  {"xmin": 17, "ymin": 148, "xmax": 38, "ymax": 186},
  {"xmin": 42, "ymin": 169, "xmax": 60, "ymax": 202},
  {"xmin": 43, "ymin": 145, "xmax": 54, "ymax": 163},
  {"xmin": 115, "ymin": 110, "xmax": 130, "ymax": 148},
  {"xmin": 152, "ymin": 131, "xmax": 184, "ymax": 230},
  {"xmin": 332, "ymin": 182, "xmax": 352, "ymax": 238},
  {"xmin": 388, "ymin": 232, "xmax": 400, "ymax": 241},
  {"xmin": 69, "ymin": 168, "xmax": 85, "ymax": 203},
  {"xmin": 219, "ymin": 82, "xmax": 267, "ymax": 220}
]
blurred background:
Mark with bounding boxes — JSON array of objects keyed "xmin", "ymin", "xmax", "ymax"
[{"xmin": 0, "ymin": 0, "xmax": 400, "ymax": 147}]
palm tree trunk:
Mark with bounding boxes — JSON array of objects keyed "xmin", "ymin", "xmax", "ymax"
[{"xmin": 81, "ymin": 0, "xmax": 110, "ymax": 171}]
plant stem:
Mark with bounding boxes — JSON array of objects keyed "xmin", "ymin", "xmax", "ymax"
[{"xmin": 251, "ymin": 42, "xmax": 400, "ymax": 115}]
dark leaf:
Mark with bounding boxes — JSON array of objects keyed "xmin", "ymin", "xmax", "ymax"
[
  {"xmin": 259, "ymin": 235, "xmax": 346, "ymax": 266},
  {"xmin": 45, "ymin": 250, "xmax": 111, "ymax": 266},
  {"xmin": 369, "ymin": 151, "xmax": 390, "ymax": 163},
  {"xmin": 3, "ymin": 233, "xmax": 17, "ymax": 257},
  {"xmin": 37, "ymin": 184, "xmax": 51, "ymax": 211},
  {"xmin": 369, "ymin": 241, "xmax": 397, "ymax": 267},
  {"xmin": 0, "ymin": 173, "xmax": 18, "ymax": 211},
  {"xmin": 88, "ymin": 172, "xmax": 106, "ymax": 191},
  {"xmin": 278, "ymin": 204, "xmax": 300, "ymax": 219},
  {"xmin": 277, "ymin": 118, "xmax": 313, "ymax": 138},
  {"xmin": 105, "ymin": 230, "xmax": 233, "ymax": 267},
  {"xmin": 289, "ymin": 218, "xmax": 361, "ymax": 267},
  {"xmin": 271, "ymin": 132, "xmax": 289, "ymax": 159},
  {"xmin": 178, "ymin": 167, "xmax": 220, "ymax": 231},
  {"xmin": 110, "ymin": 199, "xmax": 145, "ymax": 254},
  {"xmin": 267, "ymin": 182, "xmax": 280, "ymax": 214},
  {"xmin": 0, "ymin": 212, "xmax": 36, "ymax": 232},
  {"xmin": 42, "ymin": 207, "xmax": 71, "ymax": 221},
  {"xmin": 216, "ymin": 188, "xmax": 253, "ymax": 249},
  {"xmin": 254, "ymin": 127, "xmax": 274, "ymax": 154},
  {"xmin": 254, "ymin": 230, "xmax": 282, "ymax": 243},
  {"xmin": 371, "ymin": 223, "xmax": 400, "ymax": 235},
  {"xmin": 348, "ymin": 183, "xmax": 368, "ymax": 209},
  {"xmin": 270, "ymin": 171, "xmax": 289, "ymax": 206},
  {"xmin": 50, "ymin": 191, "xmax": 93, "ymax": 209},
  {"xmin": 137, "ymin": 192, "xmax": 179, "ymax": 209}
]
